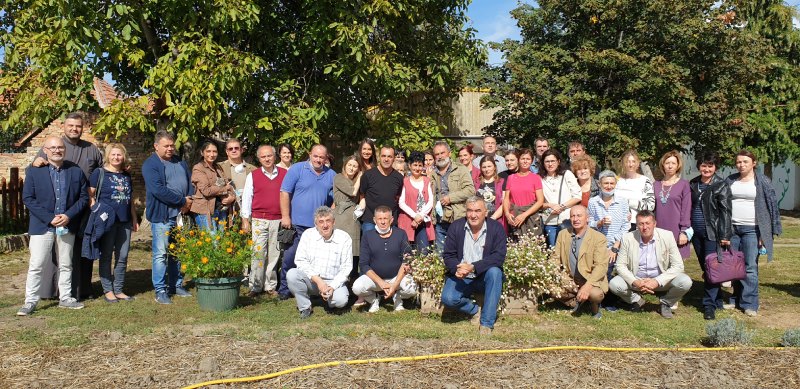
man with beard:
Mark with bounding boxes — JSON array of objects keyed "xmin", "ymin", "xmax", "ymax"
[{"xmin": 431, "ymin": 141, "xmax": 474, "ymax": 251}]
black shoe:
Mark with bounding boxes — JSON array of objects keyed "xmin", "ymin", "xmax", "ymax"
[
  {"xmin": 630, "ymin": 298, "xmax": 646, "ymax": 313},
  {"xmin": 299, "ymin": 308, "xmax": 313, "ymax": 319},
  {"xmin": 278, "ymin": 293, "xmax": 292, "ymax": 301},
  {"xmin": 704, "ymin": 307, "xmax": 716, "ymax": 320}
]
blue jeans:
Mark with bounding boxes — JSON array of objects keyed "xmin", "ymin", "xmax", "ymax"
[
  {"xmin": 691, "ymin": 229, "xmax": 723, "ymax": 310},
  {"xmin": 99, "ymin": 222, "xmax": 132, "ymax": 294},
  {"xmin": 412, "ymin": 224, "xmax": 431, "ymax": 253},
  {"xmin": 193, "ymin": 210, "xmax": 227, "ymax": 231},
  {"xmin": 543, "ymin": 224, "xmax": 561, "ymax": 248},
  {"xmin": 361, "ymin": 222, "xmax": 375, "ymax": 233},
  {"xmin": 730, "ymin": 224, "xmax": 760, "ymax": 311},
  {"xmin": 440, "ymin": 267, "xmax": 504, "ymax": 329},
  {"xmin": 277, "ymin": 225, "xmax": 309, "ymax": 296},
  {"xmin": 434, "ymin": 222, "xmax": 450, "ymax": 252},
  {"xmin": 151, "ymin": 219, "xmax": 184, "ymax": 294}
]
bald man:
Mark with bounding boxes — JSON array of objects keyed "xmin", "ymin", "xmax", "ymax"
[
  {"xmin": 19, "ymin": 136, "xmax": 88, "ymax": 315},
  {"xmin": 277, "ymin": 144, "xmax": 337, "ymax": 299}
]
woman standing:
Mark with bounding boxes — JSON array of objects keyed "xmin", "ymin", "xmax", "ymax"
[
  {"xmin": 357, "ymin": 138, "xmax": 376, "ymax": 172},
  {"xmin": 498, "ymin": 151, "xmax": 518, "ymax": 182},
  {"xmin": 474, "ymin": 156, "xmax": 505, "ymax": 229},
  {"xmin": 725, "ymin": 150, "xmax": 782, "ymax": 317},
  {"xmin": 538, "ymin": 149, "xmax": 582, "ymax": 247},
  {"xmin": 571, "ymin": 155, "xmax": 599, "ymax": 207},
  {"xmin": 457, "ymin": 144, "xmax": 481, "ymax": 180},
  {"xmin": 191, "ymin": 141, "xmax": 235, "ymax": 230},
  {"xmin": 653, "ymin": 150, "xmax": 692, "ymax": 259},
  {"xmin": 333, "ymin": 155, "xmax": 363, "ymax": 278},
  {"xmin": 689, "ymin": 151, "xmax": 732, "ymax": 320},
  {"xmin": 277, "ymin": 143, "xmax": 294, "ymax": 170},
  {"xmin": 503, "ymin": 149, "xmax": 544, "ymax": 241},
  {"xmin": 423, "ymin": 150, "xmax": 435, "ymax": 177},
  {"xmin": 89, "ymin": 144, "xmax": 139, "ymax": 302},
  {"xmin": 615, "ymin": 149, "xmax": 655, "ymax": 231},
  {"xmin": 398, "ymin": 152, "xmax": 435, "ymax": 252}
]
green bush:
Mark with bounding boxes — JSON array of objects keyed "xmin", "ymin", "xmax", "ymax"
[
  {"xmin": 705, "ymin": 318, "xmax": 754, "ymax": 347},
  {"xmin": 781, "ymin": 328, "xmax": 800, "ymax": 347}
]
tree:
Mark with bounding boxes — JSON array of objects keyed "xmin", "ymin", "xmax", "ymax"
[
  {"xmin": 0, "ymin": 1, "xmax": 483, "ymax": 151},
  {"xmin": 732, "ymin": 0, "xmax": 800, "ymax": 172},
  {"xmin": 482, "ymin": 0, "xmax": 769, "ymax": 166}
]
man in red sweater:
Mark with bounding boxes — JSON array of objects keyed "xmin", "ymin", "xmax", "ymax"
[{"xmin": 241, "ymin": 145, "xmax": 286, "ymax": 297}]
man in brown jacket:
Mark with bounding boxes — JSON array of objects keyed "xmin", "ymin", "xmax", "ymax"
[
  {"xmin": 551, "ymin": 205, "xmax": 608, "ymax": 319},
  {"xmin": 431, "ymin": 141, "xmax": 475, "ymax": 251}
]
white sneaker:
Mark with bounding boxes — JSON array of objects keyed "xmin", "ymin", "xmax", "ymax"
[
  {"xmin": 393, "ymin": 294, "xmax": 405, "ymax": 312},
  {"xmin": 367, "ymin": 295, "xmax": 381, "ymax": 313}
]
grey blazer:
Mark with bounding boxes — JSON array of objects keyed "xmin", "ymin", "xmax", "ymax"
[{"xmin": 615, "ymin": 228, "xmax": 685, "ymax": 287}]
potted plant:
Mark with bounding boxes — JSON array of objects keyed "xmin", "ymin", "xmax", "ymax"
[
  {"xmin": 169, "ymin": 218, "xmax": 253, "ymax": 311},
  {"xmin": 408, "ymin": 232, "xmax": 565, "ymax": 316}
]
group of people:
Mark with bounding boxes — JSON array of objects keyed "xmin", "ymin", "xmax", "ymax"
[{"xmin": 17, "ymin": 119, "xmax": 783, "ymax": 332}]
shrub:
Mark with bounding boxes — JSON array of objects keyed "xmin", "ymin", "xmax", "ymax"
[
  {"xmin": 168, "ymin": 217, "xmax": 253, "ymax": 279},
  {"xmin": 705, "ymin": 318, "xmax": 754, "ymax": 347},
  {"xmin": 407, "ymin": 249, "xmax": 446, "ymax": 297},
  {"xmin": 781, "ymin": 328, "xmax": 800, "ymax": 347}
]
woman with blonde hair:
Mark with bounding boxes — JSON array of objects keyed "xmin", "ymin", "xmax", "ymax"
[
  {"xmin": 89, "ymin": 143, "xmax": 139, "ymax": 302},
  {"xmin": 615, "ymin": 149, "xmax": 655, "ymax": 231},
  {"xmin": 654, "ymin": 150, "xmax": 692, "ymax": 259}
]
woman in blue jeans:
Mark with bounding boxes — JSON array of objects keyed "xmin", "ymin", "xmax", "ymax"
[
  {"xmin": 89, "ymin": 143, "xmax": 139, "ymax": 303},
  {"xmin": 689, "ymin": 151, "xmax": 732, "ymax": 320},
  {"xmin": 725, "ymin": 150, "xmax": 782, "ymax": 317},
  {"xmin": 190, "ymin": 141, "xmax": 236, "ymax": 230},
  {"xmin": 538, "ymin": 149, "xmax": 581, "ymax": 247}
]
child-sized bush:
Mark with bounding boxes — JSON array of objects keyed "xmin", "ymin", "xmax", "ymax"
[
  {"xmin": 705, "ymin": 318, "xmax": 754, "ymax": 347},
  {"xmin": 781, "ymin": 328, "xmax": 800, "ymax": 347}
]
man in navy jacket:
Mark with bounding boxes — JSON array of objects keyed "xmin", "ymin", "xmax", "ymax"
[
  {"xmin": 18, "ymin": 136, "xmax": 88, "ymax": 315},
  {"xmin": 141, "ymin": 130, "xmax": 195, "ymax": 305},
  {"xmin": 441, "ymin": 196, "xmax": 506, "ymax": 334}
]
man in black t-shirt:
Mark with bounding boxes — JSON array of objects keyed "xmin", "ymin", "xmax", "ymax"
[
  {"xmin": 352, "ymin": 206, "xmax": 417, "ymax": 312},
  {"xmin": 358, "ymin": 146, "xmax": 404, "ymax": 232}
]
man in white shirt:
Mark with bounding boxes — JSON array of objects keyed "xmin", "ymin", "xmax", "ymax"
[
  {"xmin": 609, "ymin": 210, "xmax": 692, "ymax": 319},
  {"xmin": 286, "ymin": 206, "xmax": 353, "ymax": 318},
  {"xmin": 219, "ymin": 138, "xmax": 256, "ymax": 219},
  {"xmin": 241, "ymin": 145, "xmax": 285, "ymax": 297},
  {"xmin": 472, "ymin": 136, "xmax": 507, "ymax": 173}
]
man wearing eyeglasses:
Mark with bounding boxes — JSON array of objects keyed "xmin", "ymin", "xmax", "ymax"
[
  {"xmin": 219, "ymin": 138, "xmax": 256, "ymax": 221},
  {"xmin": 18, "ymin": 136, "xmax": 89, "ymax": 315},
  {"xmin": 551, "ymin": 205, "xmax": 608, "ymax": 319},
  {"xmin": 32, "ymin": 112, "xmax": 103, "ymax": 301}
]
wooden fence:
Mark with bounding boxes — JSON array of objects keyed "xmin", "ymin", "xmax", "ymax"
[{"xmin": 1, "ymin": 168, "xmax": 28, "ymax": 234}]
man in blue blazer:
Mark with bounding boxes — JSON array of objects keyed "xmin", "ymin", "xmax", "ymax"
[
  {"xmin": 441, "ymin": 196, "xmax": 507, "ymax": 335},
  {"xmin": 18, "ymin": 136, "xmax": 88, "ymax": 315}
]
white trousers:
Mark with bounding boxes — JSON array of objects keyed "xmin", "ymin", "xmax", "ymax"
[{"xmin": 25, "ymin": 232, "xmax": 75, "ymax": 304}]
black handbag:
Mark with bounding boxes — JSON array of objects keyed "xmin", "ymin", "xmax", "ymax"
[{"xmin": 277, "ymin": 226, "xmax": 296, "ymax": 246}]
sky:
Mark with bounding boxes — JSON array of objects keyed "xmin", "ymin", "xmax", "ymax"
[{"xmin": 466, "ymin": 0, "xmax": 800, "ymax": 66}]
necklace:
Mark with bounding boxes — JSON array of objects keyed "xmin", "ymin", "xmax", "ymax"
[{"xmin": 659, "ymin": 182, "xmax": 674, "ymax": 204}]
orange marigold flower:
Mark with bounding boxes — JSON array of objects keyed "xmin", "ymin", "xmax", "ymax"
[
  {"xmin": 189, "ymin": 230, "xmax": 196, "ymax": 236},
  {"xmin": 202, "ymin": 257, "xmax": 209, "ymax": 264},
  {"xmin": 226, "ymin": 247, "xmax": 233, "ymax": 253},
  {"xmin": 181, "ymin": 264, "xmax": 187, "ymax": 271},
  {"xmin": 169, "ymin": 243, "xmax": 175, "ymax": 249},
  {"xmin": 247, "ymin": 240, "xmax": 253, "ymax": 245},
  {"xmin": 205, "ymin": 237, "xmax": 211, "ymax": 243},
  {"xmin": 196, "ymin": 241, "xmax": 203, "ymax": 246},
  {"xmin": 238, "ymin": 229, "xmax": 245, "ymax": 235}
]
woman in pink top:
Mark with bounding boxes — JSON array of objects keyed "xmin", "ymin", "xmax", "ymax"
[
  {"xmin": 398, "ymin": 151, "xmax": 435, "ymax": 252},
  {"xmin": 503, "ymin": 148, "xmax": 544, "ymax": 241}
]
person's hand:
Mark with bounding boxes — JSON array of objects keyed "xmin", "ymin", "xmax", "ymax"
[
  {"xmin": 678, "ymin": 232, "xmax": 688, "ymax": 246},
  {"xmin": 242, "ymin": 219, "xmax": 251, "ymax": 234},
  {"xmin": 281, "ymin": 216, "xmax": 292, "ymax": 229},
  {"xmin": 32, "ymin": 156, "xmax": 49, "ymax": 168},
  {"xmin": 402, "ymin": 263, "xmax": 412, "ymax": 274},
  {"xmin": 720, "ymin": 239, "xmax": 731, "ymax": 247},
  {"xmin": 414, "ymin": 214, "xmax": 424, "ymax": 224},
  {"xmin": 317, "ymin": 281, "xmax": 333, "ymax": 301},
  {"xmin": 637, "ymin": 278, "xmax": 658, "ymax": 294},
  {"xmin": 221, "ymin": 193, "xmax": 235, "ymax": 205},
  {"xmin": 440, "ymin": 195, "xmax": 451, "ymax": 206},
  {"xmin": 132, "ymin": 222, "xmax": 140, "ymax": 233},
  {"xmin": 608, "ymin": 249, "xmax": 617, "ymax": 263},
  {"xmin": 576, "ymin": 283, "xmax": 592, "ymax": 303},
  {"xmin": 410, "ymin": 219, "xmax": 418, "ymax": 229}
]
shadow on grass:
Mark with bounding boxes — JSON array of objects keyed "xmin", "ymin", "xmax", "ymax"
[{"xmin": 762, "ymin": 282, "xmax": 800, "ymax": 298}]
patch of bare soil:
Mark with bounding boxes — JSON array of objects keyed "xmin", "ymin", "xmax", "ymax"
[{"xmin": 0, "ymin": 335, "xmax": 798, "ymax": 388}]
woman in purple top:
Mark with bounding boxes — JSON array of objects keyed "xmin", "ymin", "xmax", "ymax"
[{"xmin": 653, "ymin": 150, "xmax": 692, "ymax": 259}]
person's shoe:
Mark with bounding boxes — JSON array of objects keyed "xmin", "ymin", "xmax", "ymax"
[
  {"xmin": 393, "ymin": 294, "xmax": 405, "ymax": 312},
  {"xmin": 154, "ymin": 292, "xmax": 172, "ymax": 305},
  {"xmin": 590, "ymin": 302, "xmax": 602, "ymax": 319},
  {"xmin": 115, "ymin": 293, "xmax": 135, "ymax": 301},
  {"xmin": 603, "ymin": 304, "xmax": 619, "ymax": 312},
  {"xmin": 58, "ymin": 298, "xmax": 85, "ymax": 310},
  {"xmin": 367, "ymin": 295, "xmax": 381, "ymax": 313},
  {"xmin": 659, "ymin": 302, "xmax": 673, "ymax": 319},
  {"xmin": 17, "ymin": 302, "xmax": 36, "ymax": 316},
  {"xmin": 278, "ymin": 293, "xmax": 292, "ymax": 301},
  {"xmin": 630, "ymin": 298, "xmax": 646, "ymax": 313},
  {"xmin": 722, "ymin": 303, "xmax": 736, "ymax": 310},
  {"xmin": 744, "ymin": 309, "xmax": 758, "ymax": 317},
  {"xmin": 174, "ymin": 287, "xmax": 192, "ymax": 298},
  {"xmin": 103, "ymin": 292, "xmax": 119, "ymax": 303},
  {"xmin": 704, "ymin": 307, "xmax": 716, "ymax": 320},
  {"xmin": 592, "ymin": 311, "xmax": 603, "ymax": 320},
  {"xmin": 299, "ymin": 308, "xmax": 313, "ymax": 319},
  {"xmin": 469, "ymin": 307, "xmax": 482, "ymax": 326},
  {"xmin": 353, "ymin": 296, "xmax": 367, "ymax": 307},
  {"xmin": 571, "ymin": 301, "xmax": 584, "ymax": 317},
  {"xmin": 265, "ymin": 290, "xmax": 278, "ymax": 297},
  {"xmin": 246, "ymin": 290, "xmax": 263, "ymax": 298},
  {"xmin": 721, "ymin": 281, "xmax": 732, "ymax": 288},
  {"xmin": 479, "ymin": 326, "xmax": 493, "ymax": 336}
]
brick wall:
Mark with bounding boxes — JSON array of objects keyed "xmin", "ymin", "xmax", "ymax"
[{"xmin": 0, "ymin": 113, "xmax": 153, "ymax": 209}]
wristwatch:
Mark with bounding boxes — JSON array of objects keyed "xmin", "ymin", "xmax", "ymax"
[{"xmin": 610, "ymin": 247, "xmax": 619, "ymax": 254}]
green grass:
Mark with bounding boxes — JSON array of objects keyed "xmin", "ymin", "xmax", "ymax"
[{"xmin": 1, "ymin": 241, "xmax": 799, "ymax": 351}]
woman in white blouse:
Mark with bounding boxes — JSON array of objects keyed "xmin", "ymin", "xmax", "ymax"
[
  {"xmin": 397, "ymin": 151, "xmax": 435, "ymax": 252},
  {"xmin": 615, "ymin": 149, "xmax": 655, "ymax": 231},
  {"xmin": 538, "ymin": 149, "xmax": 581, "ymax": 247}
]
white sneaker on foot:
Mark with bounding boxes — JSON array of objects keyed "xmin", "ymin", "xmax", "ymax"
[{"xmin": 367, "ymin": 295, "xmax": 381, "ymax": 313}]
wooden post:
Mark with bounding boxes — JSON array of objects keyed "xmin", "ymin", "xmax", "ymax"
[
  {"xmin": 9, "ymin": 167, "xmax": 19, "ymax": 221},
  {"xmin": 0, "ymin": 177, "xmax": 6, "ymax": 228}
]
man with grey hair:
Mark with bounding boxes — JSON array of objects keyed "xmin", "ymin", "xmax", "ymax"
[
  {"xmin": 219, "ymin": 138, "xmax": 256, "ymax": 220},
  {"xmin": 142, "ymin": 130, "xmax": 195, "ymax": 305},
  {"xmin": 431, "ymin": 141, "xmax": 475, "ymax": 251},
  {"xmin": 287, "ymin": 206, "xmax": 352, "ymax": 318},
  {"xmin": 241, "ymin": 145, "xmax": 286, "ymax": 297},
  {"xmin": 441, "ymin": 196, "xmax": 506, "ymax": 335}
]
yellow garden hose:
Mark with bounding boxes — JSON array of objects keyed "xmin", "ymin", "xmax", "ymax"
[{"xmin": 181, "ymin": 345, "xmax": 785, "ymax": 388}]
